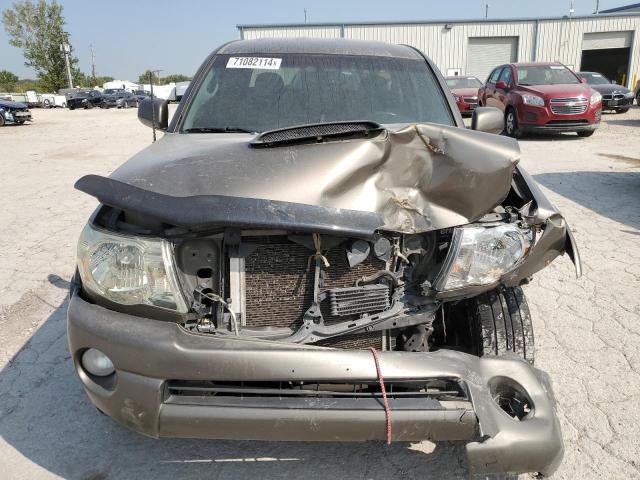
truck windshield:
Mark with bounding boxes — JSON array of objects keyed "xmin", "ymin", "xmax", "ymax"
[
  {"xmin": 182, "ymin": 53, "xmax": 454, "ymax": 133},
  {"xmin": 516, "ymin": 65, "xmax": 581, "ymax": 86}
]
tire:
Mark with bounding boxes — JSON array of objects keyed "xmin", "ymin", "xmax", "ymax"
[
  {"xmin": 615, "ymin": 108, "xmax": 629, "ymax": 114},
  {"xmin": 636, "ymin": 91, "xmax": 640, "ymax": 105},
  {"xmin": 43, "ymin": 99, "xmax": 51, "ymax": 108},
  {"xmin": 455, "ymin": 287, "xmax": 534, "ymax": 364},
  {"xmin": 69, "ymin": 105, "xmax": 75, "ymax": 110},
  {"xmin": 504, "ymin": 108, "xmax": 522, "ymax": 139},
  {"xmin": 0, "ymin": 114, "xmax": 5, "ymax": 127},
  {"xmin": 577, "ymin": 130, "xmax": 595, "ymax": 138}
]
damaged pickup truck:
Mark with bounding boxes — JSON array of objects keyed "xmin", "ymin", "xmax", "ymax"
[{"xmin": 68, "ymin": 38, "xmax": 581, "ymax": 477}]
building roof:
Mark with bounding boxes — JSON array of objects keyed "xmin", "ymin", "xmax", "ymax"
[
  {"xmin": 600, "ymin": 3, "xmax": 640, "ymax": 13},
  {"xmin": 218, "ymin": 37, "xmax": 422, "ymax": 58},
  {"xmin": 237, "ymin": 11, "xmax": 640, "ymax": 30}
]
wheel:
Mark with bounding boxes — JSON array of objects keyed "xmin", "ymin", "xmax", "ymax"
[
  {"xmin": 636, "ymin": 91, "xmax": 640, "ymax": 105},
  {"xmin": 43, "ymin": 99, "xmax": 51, "ymax": 108},
  {"xmin": 68, "ymin": 105, "xmax": 75, "ymax": 110},
  {"xmin": 504, "ymin": 108, "xmax": 522, "ymax": 139},
  {"xmin": 448, "ymin": 286, "xmax": 534, "ymax": 364},
  {"xmin": 62, "ymin": 102, "xmax": 67, "ymax": 108},
  {"xmin": 577, "ymin": 130, "xmax": 595, "ymax": 138},
  {"xmin": 0, "ymin": 114, "xmax": 5, "ymax": 127},
  {"xmin": 615, "ymin": 108, "xmax": 629, "ymax": 114}
]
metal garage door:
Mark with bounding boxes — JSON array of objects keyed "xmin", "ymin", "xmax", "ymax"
[
  {"xmin": 467, "ymin": 37, "xmax": 518, "ymax": 82},
  {"xmin": 582, "ymin": 31, "xmax": 633, "ymax": 50}
]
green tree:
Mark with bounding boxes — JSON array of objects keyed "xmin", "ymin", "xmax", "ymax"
[
  {"xmin": 2, "ymin": 0, "xmax": 80, "ymax": 92},
  {"xmin": 138, "ymin": 70, "xmax": 159, "ymax": 85},
  {"xmin": 137, "ymin": 71, "xmax": 191, "ymax": 85},
  {"xmin": 163, "ymin": 74, "xmax": 191, "ymax": 84},
  {"xmin": 0, "ymin": 70, "xmax": 19, "ymax": 91}
]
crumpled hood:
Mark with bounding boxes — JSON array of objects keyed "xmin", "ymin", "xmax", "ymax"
[
  {"xmin": 0, "ymin": 99, "xmax": 28, "ymax": 109},
  {"xmin": 110, "ymin": 123, "xmax": 520, "ymax": 233}
]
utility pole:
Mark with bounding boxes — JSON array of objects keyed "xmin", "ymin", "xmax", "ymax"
[
  {"xmin": 304, "ymin": 8, "xmax": 307, "ymax": 24},
  {"xmin": 594, "ymin": 0, "xmax": 600, "ymax": 13},
  {"xmin": 61, "ymin": 43, "xmax": 73, "ymax": 88},
  {"xmin": 569, "ymin": 0, "xmax": 575, "ymax": 18},
  {"xmin": 485, "ymin": 3, "xmax": 489, "ymax": 19},
  {"xmin": 149, "ymin": 69, "xmax": 162, "ymax": 142},
  {"xmin": 89, "ymin": 44, "xmax": 97, "ymax": 84}
]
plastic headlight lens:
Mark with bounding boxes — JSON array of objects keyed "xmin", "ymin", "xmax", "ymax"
[
  {"xmin": 522, "ymin": 94, "xmax": 544, "ymax": 107},
  {"xmin": 590, "ymin": 91, "xmax": 602, "ymax": 104},
  {"xmin": 437, "ymin": 224, "xmax": 532, "ymax": 291},
  {"xmin": 77, "ymin": 224, "xmax": 187, "ymax": 311}
]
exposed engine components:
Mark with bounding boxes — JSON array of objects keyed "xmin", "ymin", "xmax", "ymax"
[{"xmin": 328, "ymin": 284, "xmax": 391, "ymax": 316}]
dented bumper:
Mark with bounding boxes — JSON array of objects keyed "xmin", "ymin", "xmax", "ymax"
[{"xmin": 68, "ymin": 293, "xmax": 563, "ymax": 476}]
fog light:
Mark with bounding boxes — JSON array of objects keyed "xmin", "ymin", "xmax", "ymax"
[{"xmin": 81, "ymin": 348, "xmax": 115, "ymax": 377}]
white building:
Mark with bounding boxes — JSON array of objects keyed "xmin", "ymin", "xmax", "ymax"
[{"xmin": 237, "ymin": 12, "xmax": 640, "ymax": 88}]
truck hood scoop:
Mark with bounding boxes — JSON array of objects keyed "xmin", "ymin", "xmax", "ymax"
[{"xmin": 83, "ymin": 122, "xmax": 520, "ymax": 234}]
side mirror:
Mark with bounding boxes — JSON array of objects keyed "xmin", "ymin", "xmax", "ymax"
[
  {"xmin": 580, "ymin": 77, "xmax": 588, "ymax": 84},
  {"xmin": 495, "ymin": 80, "xmax": 509, "ymax": 90},
  {"xmin": 611, "ymin": 80, "xmax": 618, "ymax": 85},
  {"xmin": 138, "ymin": 97, "xmax": 168, "ymax": 130},
  {"xmin": 471, "ymin": 107, "xmax": 504, "ymax": 135}
]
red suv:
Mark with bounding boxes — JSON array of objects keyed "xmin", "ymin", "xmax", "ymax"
[{"xmin": 478, "ymin": 62, "xmax": 602, "ymax": 138}]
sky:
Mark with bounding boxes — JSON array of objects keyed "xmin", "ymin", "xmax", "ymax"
[{"xmin": 0, "ymin": 0, "xmax": 634, "ymax": 80}]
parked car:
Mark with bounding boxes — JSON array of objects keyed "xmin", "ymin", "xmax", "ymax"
[
  {"xmin": 444, "ymin": 76, "xmax": 482, "ymax": 115},
  {"xmin": 479, "ymin": 62, "xmax": 602, "ymax": 138},
  {"xmin": 67, "ymin": 90, "xmax": 104, "ymax": 110},
  {"xmin": 576, "ymin": 71, "xmax": 635, "ymax": 113},
  {"xmin": 102, "ymin": 89, "xmax": 139, "ymax": 109},
  {"xmin": 635, "ymin": 81, "xmax": 640, "ymax": 105},
  {"xmin": 69, "ymin": 38, "xmax": 581, "ymax": 478},
  {"xmin": 0, "ymin": 98, "xmax": 32, "ymax": 126},
  {"xmin": 132, "ymin": 89, "xmax": 151, "ymax": 102}
]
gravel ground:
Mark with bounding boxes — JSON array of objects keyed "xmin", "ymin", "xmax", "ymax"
[{"xmin": 0, "ymin": 105, "xmax": 639, "ymax": 479}]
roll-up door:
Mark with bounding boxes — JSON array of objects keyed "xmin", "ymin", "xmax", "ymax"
[
  {"xmin": 467, "ymin": 37, "xmax": 518, "ymax": 82},
  {"xmin": 582, "ymin": 31, "xmax": 633, "ymax": 50}
]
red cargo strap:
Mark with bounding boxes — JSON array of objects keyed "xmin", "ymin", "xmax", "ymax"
[{"xmin": 369, "ymin": 347, "xmax": 392, "ymax": 445}]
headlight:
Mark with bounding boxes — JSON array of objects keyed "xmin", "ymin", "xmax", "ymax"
[
  {"xmin": 77, "ymin": 224, "xmax": 188, "ymax": 311},
  {"xmin": 624, "ymin": 91, "xmax": 634, "ymax": 98},
  {"xmin": 590, "ymin": 91, "xmax": 602, "ymax": 104},
  {"xmin": 453, "ymin": 94, "xmax": 461, "ymax": 102},
  {"xmin": 522, "ymin": 94, "xmax": 544, "ymax": 106},
  {"xmin": 436, "ymin": 224, "xmax": 532, "ymax": 291}
]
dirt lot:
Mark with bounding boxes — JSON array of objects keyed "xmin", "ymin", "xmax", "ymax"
[{"xmin": 1, "ymin": 106, "xmax": 639, "ymax": 479}]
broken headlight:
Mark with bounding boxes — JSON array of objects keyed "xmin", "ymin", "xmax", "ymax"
[
  {"xmin": 436, "ymin": 224, "xmax": 532, "ymax": 291},
  {"xmin": 76, "ymin": 224, "xmax": 188, "ymax": 312}
]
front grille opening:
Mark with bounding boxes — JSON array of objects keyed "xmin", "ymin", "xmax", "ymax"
[{"xmin": 166, "ymin": 378, "xmax": 468, "ymax": 401}]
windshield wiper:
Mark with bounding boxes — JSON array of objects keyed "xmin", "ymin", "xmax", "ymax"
[{"xmin": 184, "ymin": 127, "xmax": 256, "ymax": 134}]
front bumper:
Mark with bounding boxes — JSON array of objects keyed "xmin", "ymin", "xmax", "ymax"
[
  {"xmin": 518, "ymin": 102, "xmax": 600, "ymax": 133},
  {"xmin": 2, "ymin": 109, "xmax": 32, "ymax": 123},
  {"xmin": 68, "ymin": 293, "xmax": 564, "ymax": 476},
  {"xmin": 602, "ymin": 97, "xmax": 633, "ymax": 109}
]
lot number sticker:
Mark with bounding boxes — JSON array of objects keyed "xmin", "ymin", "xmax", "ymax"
[{"xmin": 227, "ymin": 57, "xmax": 282, "ymax": 69}]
